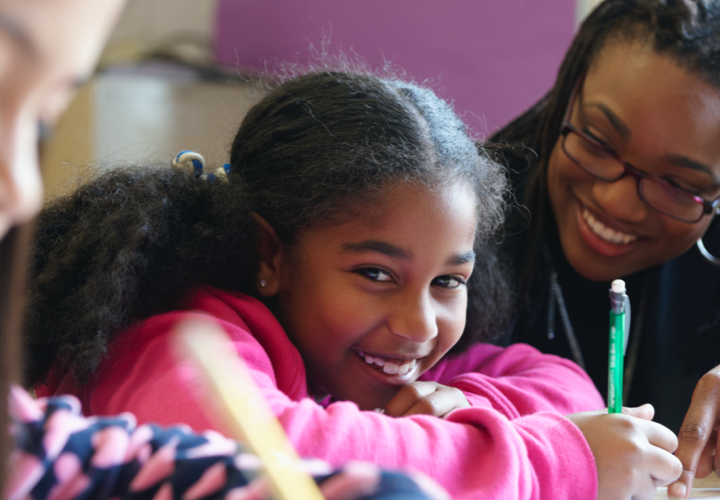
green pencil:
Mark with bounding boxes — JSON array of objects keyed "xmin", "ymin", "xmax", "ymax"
[{"xmin": 608, "ymin": 279, "xmax": 627, "ymax": 414}]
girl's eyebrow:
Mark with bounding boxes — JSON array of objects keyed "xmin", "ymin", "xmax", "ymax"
[
  {"xmin": 342, "ymin": 240, "xmax": 409, "ymax": 260},
  {"xmin": 341, "ymin": 240, "xmax": 475, "ymax": 265},
  {"xmin": 449, "ymin": 251, "xmax": 476, "ymax": 266}
]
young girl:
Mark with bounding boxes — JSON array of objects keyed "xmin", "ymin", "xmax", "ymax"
[
  {"xmin": 25, "ymin": 69, "xmax": 681, "ymax": 499},
  {"xmin": 0, "ymin": 1, "xmax": 444, "ymax": 499},
  {"xmin": 486, "ymin": 0, "xmax": 720, "ymax": 496}
]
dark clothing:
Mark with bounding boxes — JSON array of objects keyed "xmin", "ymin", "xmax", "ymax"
[{"xmin": 499, "ymin": 146, "xmax": 720, "ymax": 433}]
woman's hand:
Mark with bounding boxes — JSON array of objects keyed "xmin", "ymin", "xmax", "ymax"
[
  {"xmin": 567, "ymin": 404, "xmax": 682, "ymax": 500},
  {"xmin": 668, "ymin": 365, "xmax": 720, "ymax": 500},
  {"xmin": 383, "ymin": 381, "xmax": 470, "ymax": 418}
]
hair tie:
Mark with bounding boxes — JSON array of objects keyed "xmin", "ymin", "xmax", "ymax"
[
  {"xmin": 206, "ymin": 164, "xmax": 231, "ymax": 183},
  {"xmin": 171, "ymin": 151, "xmax": 230, "ymax": 183}
]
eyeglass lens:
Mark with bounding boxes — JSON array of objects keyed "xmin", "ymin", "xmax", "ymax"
[{"xmin": 562, "ymin": 129, "xmax": 705, "ymax": 222}]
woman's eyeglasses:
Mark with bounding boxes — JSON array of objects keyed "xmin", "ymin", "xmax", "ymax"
[{"xmin": 559, "ymin": 78, "xmax": 720, "ymax": 224}]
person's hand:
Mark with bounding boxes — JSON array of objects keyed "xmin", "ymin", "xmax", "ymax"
[
  {"xmin": 567, "ymin": 404, "xmax": 682, "ymax": 500},
  {"xmin": 383, "ymin": 381, "xmax": 470, "ymax": 418},
  {"xmin": 668, "ymin": 365, "xmax": 720, "ymax": 500}
]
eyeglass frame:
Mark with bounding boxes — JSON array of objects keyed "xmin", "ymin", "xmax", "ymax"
[{"xmin": 559, "ymin": 75, "xmax": 720, "ymax": 224}]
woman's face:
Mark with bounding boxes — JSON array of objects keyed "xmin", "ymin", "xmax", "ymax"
[
  {"xmin": 274, "ymin": 182, "xmax": 478, "ymax": 411},
  {"xmin": 0, "ymin": 0, "xmax": 124, "ymax": 239},
  {"xmin": 548, "ymin": 40, "xmax": 720, "ymax": 281}
]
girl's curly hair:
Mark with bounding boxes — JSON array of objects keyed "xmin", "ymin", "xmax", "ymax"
[{"xmin": 25, "ymin": 70, "xmax": 510, "ymax": 385}]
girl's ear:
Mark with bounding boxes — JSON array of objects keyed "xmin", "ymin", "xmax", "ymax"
[{"xmin": 254, "ymin": 214, "xmax": 284, "ymax": 297}]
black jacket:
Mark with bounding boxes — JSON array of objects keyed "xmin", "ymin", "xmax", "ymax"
[{"xmin": 498, "ymin": 145, "xmax": 720, "ymax": 433}]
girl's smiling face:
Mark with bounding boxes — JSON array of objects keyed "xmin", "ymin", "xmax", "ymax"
[
  {"xmin": 548, "ymin": 40, "xmax": 720, "ymax": 281},
  {"xmin": 268, "ymin": 181, "xmax": 477, "ymax": 411}
]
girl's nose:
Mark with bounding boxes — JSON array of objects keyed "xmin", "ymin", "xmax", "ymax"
[
  {"xmin": 387, "ymin": 292, "xmax": 438, "ymax": 343},
  {"xmin": 0, "ymin": 118, "xmax": 44, "ymax": 237},
  {"xmin": 592, "ymin": 174, "xmax": 648, "ymax": 223}
]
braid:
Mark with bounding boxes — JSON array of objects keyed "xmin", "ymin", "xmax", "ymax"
[{"xmin": 24, "ymin": 166, "xmax": 257, "ymax": 384}]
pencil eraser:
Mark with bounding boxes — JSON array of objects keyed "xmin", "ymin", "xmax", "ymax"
[{"xmin": 611, "ymin": 279, "xmax": 625, "ymax": 294}]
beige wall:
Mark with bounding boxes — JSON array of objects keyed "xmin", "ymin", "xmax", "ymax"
[
  {"xmin": 109, "ymin": 0, "xmax": 217, "ymax": 49},
  {"xmin": 44, "ymin": 0, "xmax": 598, "ymax": 197},
  {"xmin": 41, "ymin": 71, "xmax": 256, "ymax": 198},
  {"xmin": 40, "ymin": 0, "xmax": 250, "ymax": 198}
]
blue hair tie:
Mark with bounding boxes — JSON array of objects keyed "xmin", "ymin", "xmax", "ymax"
[{"xmin": 171, "ymin": 151, "xmax": 230, "ymax": 183}]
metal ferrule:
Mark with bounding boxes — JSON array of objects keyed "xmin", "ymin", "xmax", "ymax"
[{"xmin": 609, "ymin": 290, "xmax": 626, "ymax": 315}]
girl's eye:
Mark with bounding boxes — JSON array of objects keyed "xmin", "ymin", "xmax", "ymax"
[
  {"xmin": 356, "ymin": 267, "xmax": 393, "ymax": 282},
  {"xmin": 432, "ymin": 275, "xmax": 466, "ymax": 289}
]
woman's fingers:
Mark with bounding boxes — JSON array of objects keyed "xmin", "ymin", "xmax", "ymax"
[
  {"xmin": 668, "ymin": 368, "xmax": 720, "ymax": 499},
  {"xmin": 695, "ymin": 432, "xmax": 716, "ymax": 479}
]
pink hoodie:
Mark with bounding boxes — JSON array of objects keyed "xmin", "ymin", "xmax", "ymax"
[{"xmin": 39, "ymin": 286, "xmax": 604, "ymax": 500}]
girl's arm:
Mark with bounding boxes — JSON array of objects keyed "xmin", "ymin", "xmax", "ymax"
[
  {"xmin": 41, "ymin": 289, "xmax": 672, "ymax": 500},
  {"xmin": 420, "ymin": 342, "xmax": 606, "ymax": 417},
  {"xmin": 6, "ymin": 387, "xmax": 444, "ymax": 500},
  {"xmin": 50, "ymin": 299, "xmax": 598, "ymax": 500}
]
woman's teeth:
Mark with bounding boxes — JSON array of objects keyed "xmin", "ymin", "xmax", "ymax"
[
  {"xmin": 357, "ymin": 351, "xmax": 416, "ymax": 376},
  {"xmin": 582, "ymin": 209, "xmax": 638, "ymax": 245}
]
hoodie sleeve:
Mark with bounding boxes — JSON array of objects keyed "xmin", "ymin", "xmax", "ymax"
[
  {"xmin": 34, "ymin": 288, "xmax": 598, "ymax": 500},
  {"xmin": 421, "ymin": 342, "xmax": 606, "ymax": 417}
]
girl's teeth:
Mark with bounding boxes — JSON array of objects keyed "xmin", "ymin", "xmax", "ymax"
[
  {"xmin": 383, "ymin": 362, "xmax": 399, "ymax": 375},
  {"xmin": 582, "ymin": 209, "xmax": 638, "ymax": 245},
  {"xmin": 358, "ymin": 351, "xmax": 415, "ymax": 375}
]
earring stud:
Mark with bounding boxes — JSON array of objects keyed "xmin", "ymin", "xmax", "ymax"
[{"xmin": 260, "ymin": 279, "xmax": 267, "ymax": 288}]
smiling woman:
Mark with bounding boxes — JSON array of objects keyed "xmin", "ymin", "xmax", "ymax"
[
  {"xmin": 549, "ymin": 40, "xmax": 720, "ymax": 281},
  {"xmin": 487, "ymin": 0, "xmax": 720, "ymax": 497}
]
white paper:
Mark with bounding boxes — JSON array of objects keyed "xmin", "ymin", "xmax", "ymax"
[{"xmin": 656, "ymin": 488, "xmax": 720, "ymax": 499}]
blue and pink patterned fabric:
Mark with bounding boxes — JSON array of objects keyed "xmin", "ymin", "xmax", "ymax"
[{"xmin": 6, "ymin": 386, "xmax": 446, "ymax": 500}]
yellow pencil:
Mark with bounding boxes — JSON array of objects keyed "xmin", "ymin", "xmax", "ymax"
[{"xmin": 175, "ymin": 318, "xmax": 325, "ymax": 500}]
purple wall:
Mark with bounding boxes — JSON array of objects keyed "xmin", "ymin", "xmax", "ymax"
[{"xmin": 214, "ymin": 1, "xmax": 575, "ymax": 135}]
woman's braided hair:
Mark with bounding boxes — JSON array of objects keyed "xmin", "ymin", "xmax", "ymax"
[
  {"xmin": 488, "ymin": 0, "xmax": 720, "ymax": 321},
  {"xmin": 25, "ymin": 70, "xmax": 510, "ymax": 385}
]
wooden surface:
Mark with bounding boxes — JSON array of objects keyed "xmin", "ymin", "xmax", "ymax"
[{"xmin": 695, "ymin": 474, "xmax": 720, "ymax": 488}]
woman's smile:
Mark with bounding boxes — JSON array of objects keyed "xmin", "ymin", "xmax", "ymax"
[
  {"xmin": 547, "ymin": 39, "xmax": 720, "ymax": 281},
  {"xmin": 581, "ymin": 208, "xmax": 638, "ymax": 246},
  {"xmin": 573, "ymin": 196, "xmax": 643, "ymax": 258}
]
